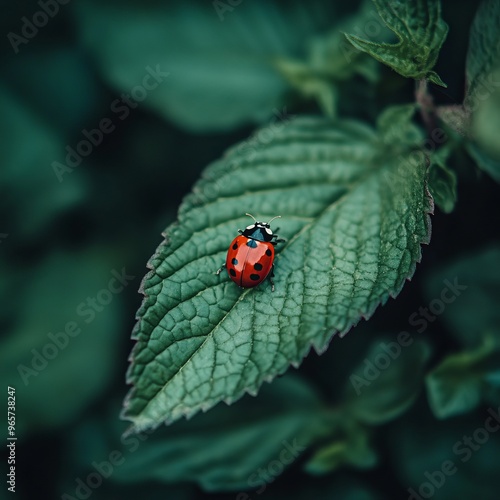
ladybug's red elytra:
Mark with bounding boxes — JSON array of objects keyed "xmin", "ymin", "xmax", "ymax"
[{"xmin": 217, "ymin": 213, "xmax": 284, "ymax": 291}]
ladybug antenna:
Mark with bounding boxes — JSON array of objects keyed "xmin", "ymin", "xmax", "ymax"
[
  {"xmin": 245, "ymin": 213, "xmax": 257, "ymax": 223},
  {"xmin": 267, "ymin": 215, "xmax": 281, "ymax": 225}
]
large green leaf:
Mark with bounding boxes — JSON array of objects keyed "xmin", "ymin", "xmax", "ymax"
[
  {"xmin": 74, "ymin": 0, "xmax": 336, "ymax": 132},
  {"xmin": 123, "ymin": 112, "xmax": 432, "ymax": 431},
  {"xmin": 344, "ymin": 0, "xmax": 448, "ymax": 86}
]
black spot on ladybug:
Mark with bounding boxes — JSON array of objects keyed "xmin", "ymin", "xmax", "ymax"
[
  {"xmin": 250, "ymin": 274, "xmax": 260, "ymax": 281},
  {"xmin": 246, "ymin": 239, "xmax": 258, "ymax": 248},
  {"xmin": 254, "ymin": 263, "xmax": 263, "ymax": 271},
  {"xmin": 229, "ymin": 268, "xmax": 236, "ymax": 277},
  {"xmin": 232, "ymin": 243, "xmax": 238, "ymax": 250},
  {"xmin": 231, "ymin": 258, "xmax": 238, "ymax": 265},
  {"xmin": 265, "ymin": 248, "xmax": 272, "ymax": 256}
]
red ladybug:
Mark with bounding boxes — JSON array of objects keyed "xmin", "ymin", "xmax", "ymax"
[{"xmin": 217, "ymin": 213, "xmax": 284, "ymax": 291}]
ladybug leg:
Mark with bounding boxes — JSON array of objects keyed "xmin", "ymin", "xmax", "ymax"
[
  {"xmin": 271, "ymin": 237, "xmax": 286, "ymax": 246},
  {"xmin": 238, "ymin": 229, "xmax": 244, "ymax": 235},
  {"xmin": 269, "ymin": 265, "xmax": 275, "ymax": 292},
  {"xmin": 272, "ymin": 233, "xmax": 286, "ymax": 245},
  {"xmin": 216, "ymin": 263, "xmax": 225, "ymax": 275}
]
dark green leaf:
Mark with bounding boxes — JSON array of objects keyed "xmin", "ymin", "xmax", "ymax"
[
  {"xmin": 75, "ymin": 0, "xmax": 336, "ymax": 132},
  {"xmin": 305, "ymin": 422, "xmax": 377, "ymax": 474},
  {"xmin": 426, "ymin": 336, "xmax": 500, "ymax": 419},
  {"xmin": 70, "ymin": 376, "xmax": 331, "ymax": 491},
  {"xmin": 465, "ymin": 0, "xmax": 500, "ymax": 178},
  {"xmin": 116, "ymin": 375, "xmax": 331, "ymax": 490},
  {"xmin": 0, "ymin": 85, "xmax": 87, "ymax": 238},
  {"xmin": 276, "ymin": 1, "xmax": 388, "ymax": 116},
  {"xmin": 467, "ymin": 142, "xmax": 500, "ymax": 182},
  {"xmin": 376, "ymin": 103, "xmax": 424, "ymax": 145},
  {"xmin": 436, "ymin": 104, "xmax": 470, "ymax": 136},
  {"xmin": 469, "ymin": 66, "xmax": 500, "ymax": 166},
  {"xmin": 123, "ymin": 115, "xmax": 432, "ymax": 432},
  {"xmin": 425, "ymin": 246, "xmax": 500, "ymax": 348},
  {"xmin": 466, "ymin": 0, "xmax": 500, "ymax": 99},
  {"xmin": 277, "ymin": 478, "xmax": 383, "ymax": 500},
  {"xmin": 275, "ymin": 59, "xmax": 339, "ymax": 117},
  {"xmin": 390, "ymin": 413, "xmax": 500, "ymax": 500},
  {"xmin": 344, "ymin": 339, "xmax": 430, "ymax": 424},
  {"xmin": 344, "ymin": 0, "xmax": 448, "ymax": 86},
  {"xmin": 0, "ymin": 250, "xmax": 125, "ymax": 435},
  {"xmin": 2, "ymin": 48, "xmax": 105, "ymax": 135},
  {"xmin": 428, "ymin": 160, "xmax": 457, "ymax": 213}
]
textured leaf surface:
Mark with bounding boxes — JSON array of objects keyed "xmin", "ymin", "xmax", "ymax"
[
  {"xmin": 123, "ymin": 114, "xmax": 432, "ymax": 431},
  {"xmin": 344, "ymin": 0, "xmax": 448, "ymax": 86}
]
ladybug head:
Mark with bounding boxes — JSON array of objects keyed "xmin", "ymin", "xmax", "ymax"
[{"xmin": 242, "ymin": 213, "xmax": 280, "ymax": 242}]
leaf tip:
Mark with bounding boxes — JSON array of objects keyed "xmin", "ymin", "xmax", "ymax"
[{"xmin": 427, "ymin": 71, "xmax": 447, "ymax": 88}]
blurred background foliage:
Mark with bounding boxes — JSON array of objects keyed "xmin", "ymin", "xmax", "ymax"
[{"xmin": 1, "ymin": 0, "xmax": 499, "ymax": 499}]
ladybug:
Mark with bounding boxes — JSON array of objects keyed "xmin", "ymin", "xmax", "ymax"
[{"xmin": 217, "ymin": 213, "xmax": 284, "ymax": 291}]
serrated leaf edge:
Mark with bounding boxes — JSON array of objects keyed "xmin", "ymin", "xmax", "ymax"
[{"xmin": 121, "ymin": 127, "xmax": 434, "ymax": 433}]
